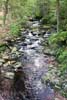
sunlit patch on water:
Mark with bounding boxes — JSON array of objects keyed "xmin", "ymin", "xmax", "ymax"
[{"xmin": 34, "ymin": 58, "xmax": 40, "ymax": 67}]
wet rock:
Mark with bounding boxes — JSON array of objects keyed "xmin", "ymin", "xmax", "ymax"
[
  {"xmin": 49, "ymin": 64, "xmax": 54, "ymax": 68},
  {"xmin": 5, "ymin": 37, "xmax": 12, "ymax": 41},
  {"xmin": 62, "ymin": 83, "xmax": 67, "ymax": 91},
  {"xmin": 5, "ymin": 37, "xmax": 14, "ymax": 46},
  {"xmin": 10, "ymin": 53, "xmax": 19, "ymax": 60},
  {"xmin": 0, "ymin": 59, "xmax": 5, "ymax": 63},
  {"xmin": 44, "ymin": 33, "xmax": 50, "ymax": 38},
  {"xmin": 0, "ymin": 59, "xmax": 4, "ymax": 66},
  {"xmin": 31, "ymin": 22, "xmax": 40, "ymax": 28},
  {"xmin": 0, "ymin": 62, "xmax": 3, "ymax": 66},
  {"xmin": 53, "ymin": 79, "xmax": 60, "ymax": 85},
  {"xmin": 19, "ymin": 47, "xmax": 24, "ymax": 52},
  {"xmin": 3, "ymin": 63, "xmax": 9, "ymax": 67},
  {"xmin": 44, "ymin": 49, "xmax": 55, "ymax": 55},
  {"xmin": 9, "ymin": 60, "xmax": 16, "ymax": 64},
  {"xmin": 54, "ymin": 85, "xmax": 61, "ymax": 90},
  {"xmin": 13, "ymin": 62, "xmax": 22, "ymax": 70},
  {"xmin": 11, "ymin": 47, "xmax": 17, "ymax": 53},
  {"xmin": 2, "ymin": 55, "xmax": 9, "ymax": 60},
  {"xmin": 43, "ymin": 73, "xmax": 51, "ymax": 81},
  {"xmin": 16, "ymin": 37, "xmax": 21, "ymax": 41},
  {"xmin": 3, "ymin": 60, "xmax": 16, "ymax": 68},
  {"xmin": 4, "ymin": 72, "xmax": 14, "ymax": 79},
  {"xmin": 11, "ymin": 51, "xmax": 21, "ymax": 58},
  {"xmin": 41, "ymin": 25, "xmax": 50, "ymax": 30}
]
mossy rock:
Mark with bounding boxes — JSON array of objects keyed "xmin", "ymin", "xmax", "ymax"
[{"xmin": 43, "ymin": 25, "xmax": 51, "ymax": 29}]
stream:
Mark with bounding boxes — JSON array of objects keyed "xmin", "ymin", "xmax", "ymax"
[{"xmin": 0, "ymin": 20, "xmax": 57, "ymax": 100}]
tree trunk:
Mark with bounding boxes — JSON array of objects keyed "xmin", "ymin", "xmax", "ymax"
[
  {"xmin": 56, "ymin": 0, "xmax": 60, "ymax": 33},
  {"xmin": 3, "ymin": 0, "xmax": 9, "ymax": 26}
]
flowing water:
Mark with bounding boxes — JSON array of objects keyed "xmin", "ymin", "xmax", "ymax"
[{"xmin": 15, "ymin": 21, "xmax": 55, "ymax": 100}]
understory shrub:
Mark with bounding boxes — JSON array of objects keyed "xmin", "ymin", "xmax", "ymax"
[
  {"xmin": 9, "ymin": 22, "xmax": 21, "ymax": 36},
  {"xmin": 49, "ymin": 31, "xmax": 67, "ymax": 74}
]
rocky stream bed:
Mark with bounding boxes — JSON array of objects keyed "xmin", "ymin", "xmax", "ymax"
[{"xmin": 0, "ymin": 20, "xmax": 67, "ymax": 100}]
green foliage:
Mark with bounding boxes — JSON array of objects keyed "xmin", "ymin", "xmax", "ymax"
[
  {"xmin": 62, "ymin": 90, "xmax": 67, "ymax": 98},
  {"xmin": 49, "ymin": 32, "xmax": 67, "ymax": 98},
  {"xmin": 41, "ymin": 17, "xmax": 50, "ymax": 24},
  {"xmin": 8, "ymin": 0, "xmax": 37, "ymax": 21},
  {"xmin": 49, "ymin": 14, "xmax": 57, "ymax": 25},
  {"xmin": 60, "ymin": 0, "xmax": 67, "ymax": 30},
  {"xmin": 58, "ymin": 50, "xmax": 67, "ymax": 62},
  {"xmin": 9, "ymin": 22, "xmax": 21, "ymax": 36},
  {"xmin": 49, "ymin": 32, "xmax": 67, "ymax": 44},
  {"xmin": 34, "ymin": 0, "xmax": 50, "ymax": 21},
  {"xmin": 49, "ymin": 31, "xmax": 67, "ymax": 74},
  {"xmin": 0, "ymin": 44, "xmax": 7, "ymax": 52}
]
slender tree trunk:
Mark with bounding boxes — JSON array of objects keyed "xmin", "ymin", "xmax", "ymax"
[
  {"xmin": 3, "ymin": 0, "xmax": 9, "ymax": 26},
  {"xmin": 56, "ymin": 0, "xmax": 60, "ymax": 33}
]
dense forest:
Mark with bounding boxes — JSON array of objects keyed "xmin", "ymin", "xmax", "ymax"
[{"xmin": 0, "ymin": 0, "xmax": 67, "ymax": 100}]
